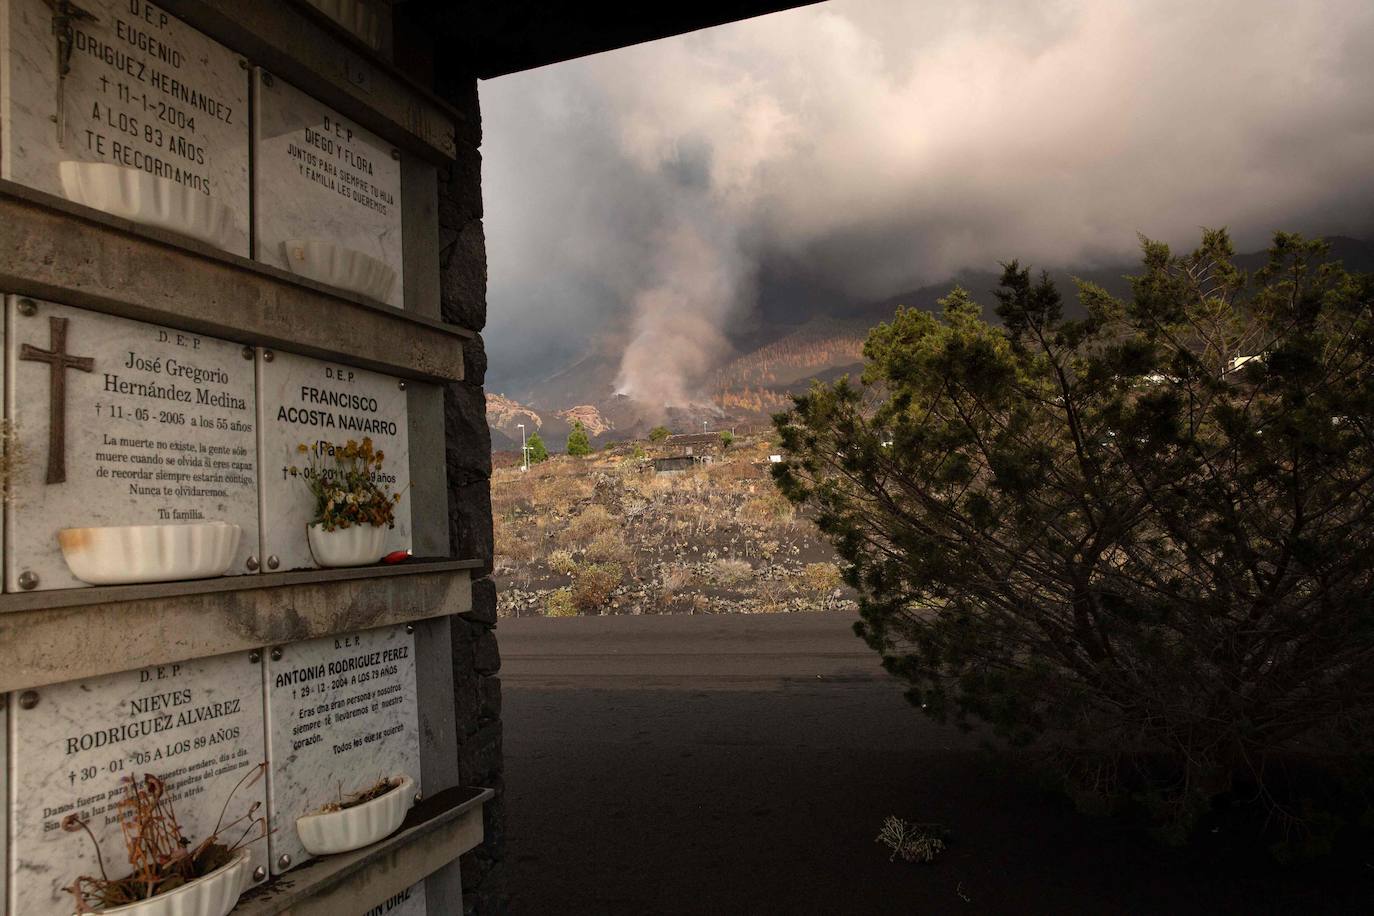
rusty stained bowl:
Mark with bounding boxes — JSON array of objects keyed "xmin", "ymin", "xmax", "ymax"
[
  {"xmin": 69, "ymin": 847, "xmax": 251, "ymax": 916},
  {"xmin": 57, "ymin": 522, "xmax": 242, "ymax": 586}
]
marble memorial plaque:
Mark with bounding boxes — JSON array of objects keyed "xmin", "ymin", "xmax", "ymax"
[
  {"xmin": 7, "ymin": 653, "xmax": 269, "ymax": 915},
  {"xmin": 256, "ymin": 348, "xmax": 411, "ymax": 570},
  {"xmin": 265, "ymin": 625, "xmax": 420, "ymax": 873},
  {"xmin": 364, "ymin": 882, "xmax": 428, "ymax": 916},
  {"xmin": 1, "ymin": 0, "xmax": 250, "ymax": 255},
  {"xmin": 5, "ymin": 297, "xmax": 259, "ymax": 591},
  {"xmin": 255, "ymin": 72, "xmax": 404, "ymax": 307}
]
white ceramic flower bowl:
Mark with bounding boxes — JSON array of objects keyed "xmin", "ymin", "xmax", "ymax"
[
  {"xmin": 58, "ymin": 522, "xmax": 242, "ymax": 586},
  {"xmin": 304, "ymin": 0, "xmax": 382, "ymax": 50},
  {"xmin": 296, "ymin": 775, "xmax": 415, "ymax": 857},
  {"xmin": 282, "ymin": 239, "xmax": 397, "ymax": 303},
  {"xmin": 73, "ymin": 847, "xmax": 251, "ymax": 916},
  {"xmin": 58, "ymin": 162, "xmax": 235, "ymax": 251},
  {"xmin": 307, "ymin": 522, "xmax": 387, "ymax": 568}
]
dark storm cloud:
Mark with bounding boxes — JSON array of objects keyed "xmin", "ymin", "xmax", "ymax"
[{"xmin": 479, "ymin": 0, "xmax": 1374, "ymax": 402}]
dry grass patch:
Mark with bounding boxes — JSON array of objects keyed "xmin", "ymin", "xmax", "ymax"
[
  {"xmin": 494, "ymin": 515, "xmax": 538, "ymax": 566},
  {"xmin": 585, "ymin": 530, "xmax": 632, "ymax": 565},
  {"xmin": 547, "ymin": 549, "xmax": 577, "ymax": 575},
  {"xmin": 660, "ymin": 565, "xmax": 696, "ymax": 597},
  {"xmin": 706, "ymin": 460, "xmax": 757, "ymax": 486},
  {"xmin": 559, "ymin": 504, "xmax": 618, "ymax": 549},
  {"xmin": 571, "ymin": 562, "xmax": 622, "ymax": 613},
  {"xmin": 802, "ymin": 562, "xmax": 843, "ymax": 594},
  {"xmin": 711, "ymin": 558, "xmax": 754, "ymax": 585},
  {"xmin": 739, "ymin": 491, "xmax": 795, "ymax": 527}
]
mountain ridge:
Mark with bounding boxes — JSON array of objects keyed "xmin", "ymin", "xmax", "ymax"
[{"xmin": 491, "ymin": 237, "xmax": 1374, "ymax": 451}]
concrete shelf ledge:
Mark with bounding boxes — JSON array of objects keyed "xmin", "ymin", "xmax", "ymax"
[
  {"xmin": 0, "ymin": 182, "xmax": 472, "ymax": 384},
  {"xmin": 237, "ymin": 786, "xmax": 494, "ymax": 915},
  {"xmin": 0, "ymin": 559, "xmax": 482, "ymax": 693}
]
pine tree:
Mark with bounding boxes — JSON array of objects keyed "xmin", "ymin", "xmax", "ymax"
[
  {"xmin": 526, "ymin": 432, "xmax": 549, "ymax": 464},
  {"xmin": 566, "ymin": 421, "xmax": 591, "ymax": 456},
  {"xmin": 775, "ymin": 230, "xmax": 1374, "ymax": 839}
]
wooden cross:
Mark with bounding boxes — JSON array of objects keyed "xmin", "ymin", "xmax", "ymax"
[{"xmin": 21, "ymin": 316, "xmax": 94, "ymax": 485}]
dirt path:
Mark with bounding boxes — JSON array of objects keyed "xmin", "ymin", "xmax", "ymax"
[{"xmin": 499, "ymin": 612, "xmax": 1368, "ymax": 914}]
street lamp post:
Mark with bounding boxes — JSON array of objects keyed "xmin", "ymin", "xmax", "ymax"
[{"xmin": 518, "ymin": 423, "xmax": 528, "ymax": 472}]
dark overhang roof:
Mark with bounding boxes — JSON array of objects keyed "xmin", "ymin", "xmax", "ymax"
[{"xmin": 406, "ymin": 1, "xmax": 822, "ymax": 80}]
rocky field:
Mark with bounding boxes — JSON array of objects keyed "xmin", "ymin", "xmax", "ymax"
[{"xmin": 492, "ymin": 436, "xmax": 857, "ymax": 617}]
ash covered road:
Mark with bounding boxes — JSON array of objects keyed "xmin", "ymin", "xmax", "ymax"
[{"xmin": 498, "ymin": 612, "xmax": 1362, "ymax": 915}]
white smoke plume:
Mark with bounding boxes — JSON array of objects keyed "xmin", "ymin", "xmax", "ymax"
[{"xmin": 479, "ymin": 0, "xmax": 1374, "ymax": 402}]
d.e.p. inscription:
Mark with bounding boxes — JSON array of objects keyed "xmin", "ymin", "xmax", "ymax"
[
  {"xmin": 255, "ymin": 72, "xmax": 403, "ymax": 306},
  {"xmin": 5, "ymin": 297, "xmax": 259, "ymax": 591},
  {"xmin": 256, "ymin": 348, "xmax": 411, "ymax": 571},
  {"xmin": 0, "ymin": 0, "xmax": 251, "ymax": 254},
  {"xmin": 264, "ymin": 624, "xmax": 420, "ymax": 873},
  {"xmin": 7, "ymin": 653, "xmax": 269, "ymax": 915}
]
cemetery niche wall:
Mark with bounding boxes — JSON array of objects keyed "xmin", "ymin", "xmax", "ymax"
[
  {"xmin": 0, "ymin": 0, "xmax": 490, "ymax": 914},
  {"xmin": 1, "ymin": 0, "xmax": 251, "ymax": 254},
  {"xmin": 254, "ymin": 71, "xmax": 405, "ymax": 308}
]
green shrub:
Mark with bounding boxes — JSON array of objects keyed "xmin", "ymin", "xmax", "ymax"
[
  {"xmin": 545, "ymin": 588, "xmax": 577, "ymax": 617},
  {"xmin": 649, "ymin": 426, "xmax": 671, "ymax": 442},
  {"xmin": 802, "ymin": 562, "xmax": 843, "ymax": 594},
  {"xmin": 571, "ymin": 562, "xmax": 622, "ymax": 612},
  {"xmin": 776, "ymin": 230, "xmax": 1374, "ymax": 840}
]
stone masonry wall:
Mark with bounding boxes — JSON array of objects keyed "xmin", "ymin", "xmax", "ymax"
[{"xmin": 436, "ymin": 74, "xmax": 506, "ymax": 915}]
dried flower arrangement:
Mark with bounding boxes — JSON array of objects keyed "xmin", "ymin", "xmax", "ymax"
[
  {"xmin": 875, "ymin": 815, "xmax": 948, "ymax": 864},
  {"xmin": 318, "ymin": 776, "xmax": 402, "ymax": 814},
  {"xmin": 293, "ymin": 437, "xmax": 402, "ymax": 531},
  {"xmin": 63, "ymin": 764, "xmax": 267, "ymax": 912}
]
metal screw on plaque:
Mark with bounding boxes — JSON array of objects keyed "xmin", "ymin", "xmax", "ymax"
[
  {"xmin": 277, "ymin": 854, "xmax": 291, "ymax": 870},
  {"xmin": 406, "ymin": 623, "xmax": 415, "ymax": 634},
  {"xmin": 398, "ymin": 380, "xmax": 406, "ymax": 391},
  {"xmin": 17, "ymin": 570, "xmax": 38, "ymax": 590},
  {"xmin": 249, "ymin": 650, "xmax": 261, "ymax": 664},
  {"xmin": 19, "ymin": 690, "xmax": 39, "ymax": 710},
  {"xmin": 391, "ymin": 148, "xmax": 401, "ymax": 161},
  {"xmin": 241, "ymin": 346, "xmax": 253, "ymax": 360},
  {"xmin": 414, "ymin": 792, "xmax": 423, "ymax": 804},
  {"xmin": 271, "ymin": 647, "xmax": 283, "ymax": 661},
  {"xmin": 267, "ymin": 555, "xmax": 280, "ymax": 570},
  {"xmin": 262, "ymin": 349, "xmax": 275, "ymax": 363},
  {"xmin": 252, "ymin": 866, "xmax": 266, "ymax": 882},
  {"xmin": 261, "ymin": 71, "xmax": 275, "ymax": 88},
  {"xmin": 246, "ymin": 555, "xmax": 260, "ymax": 571},
  {"xmin": 238, "ymin": 59, "xmax": 249, "ymax": 71},
  {"xmin": 17, "ymin": 298, "xmax": 37, "ymax": 317}
]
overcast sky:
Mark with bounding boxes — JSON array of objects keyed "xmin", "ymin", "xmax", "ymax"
[{"xmin": 479, "ymin": 0, "xmax": 1374, "ymax": 403}]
